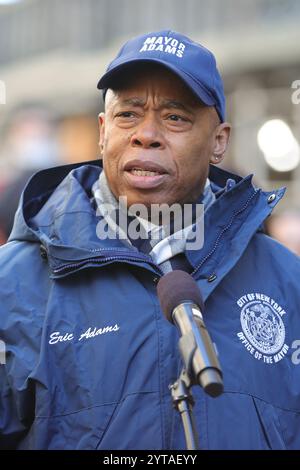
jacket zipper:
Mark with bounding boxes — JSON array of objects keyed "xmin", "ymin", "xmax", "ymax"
[
  {"xmin": 53, "ymin": 253, "xmax": 164, "ymax": 276},
  {"xmin": 191, "ymin": 189, "xmax": 258, "ymax": 277},
  {"xmin": 53, "ymin": 190, "xmax": 258, "ymax": 279}
]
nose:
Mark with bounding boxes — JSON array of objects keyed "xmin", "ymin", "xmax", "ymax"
[{"xmin": 130, "ymin": 114, "xmax": 164, "ymax": 149}]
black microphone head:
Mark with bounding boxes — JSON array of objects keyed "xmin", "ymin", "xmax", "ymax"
[{"xmin": 157, "ymin": 270, "xmax": 204, "ymax": 323}]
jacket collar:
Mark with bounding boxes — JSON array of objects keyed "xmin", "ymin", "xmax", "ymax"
[{"xmin": 9, "ymin": 160, "xmax": 285, "ymax": 296}]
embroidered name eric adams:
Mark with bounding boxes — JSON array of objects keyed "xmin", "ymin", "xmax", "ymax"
[
  {"xmin": 236, "ymin": 293, "xmax": 289, "ymax": 364},
  {"xmin": 49, "ymin": 324, "xmax": 120, "ymax": 345}
]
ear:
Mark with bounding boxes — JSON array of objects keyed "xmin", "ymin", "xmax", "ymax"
[
  {"xmin": 210, "ymin": 122, "xmax": 231, "ymax": 165},
  {"xmin": 98, "ymin": 112, "xmax": 105, "ymax": 156}
]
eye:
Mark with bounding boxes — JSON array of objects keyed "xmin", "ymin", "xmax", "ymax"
[
  {"xmin": 116, "ymin": 111, "xmax": 135, "ymax": 118},
  {"xmin": 167, "ymin": 114, "xmax": 188, "ymax": 122}
]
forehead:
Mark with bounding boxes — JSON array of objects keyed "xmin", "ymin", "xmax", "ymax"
[{"xmin": 107, "ymin": 64, "xmax": 201, "ymax": 106}]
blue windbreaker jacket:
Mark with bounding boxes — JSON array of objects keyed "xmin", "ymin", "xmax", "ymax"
[{"xmin": 0, "ymin": 161, "xmax": 300, "ymax": 450}]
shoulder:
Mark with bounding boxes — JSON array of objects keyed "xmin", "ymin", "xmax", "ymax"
[
  {"xmin": 0, "ymin": 240, "xmax": 50, "ymax": 323},
  {"xmin": 249, "ymin": 232, "xmax": 300, "ymax": 273},
  {"xmin": 235, "ymin": 232, "xmax": 300, "ymax": 309},
  {"xmin": 0, "ymin": 239, "xmax": 44, "ymax": 274},
  {"xmin": 226, "ymin": 231, "xmax": 300, "ymax": 305},
  {"xmin": 0, "ymin": 238, "xmax": 51, "ymax": 285}
]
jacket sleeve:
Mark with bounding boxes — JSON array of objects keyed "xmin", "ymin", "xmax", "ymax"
[
  {"xmin": 0, "ymin": 363, "xmax": 29, "ymax": 449},
  {"xmin": 0, "ymin": 241, "xmax": 45, "ymax": 449}
]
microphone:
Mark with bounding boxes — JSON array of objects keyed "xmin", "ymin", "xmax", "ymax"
[{"xmin": 157, "ymin": 270, "xmax": 223, "ymax": 397}]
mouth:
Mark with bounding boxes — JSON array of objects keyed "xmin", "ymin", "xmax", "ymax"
[
  {"xmin": 123, "ymin": 160, "xmax": 169, "ymax": 189},
  {"xmin": 124, "ymin": 160, "xmax": 167, "ymax": 175},
  {"xmin": 129, "ymin": 169, "xmax": 162, "ymax": 177}
]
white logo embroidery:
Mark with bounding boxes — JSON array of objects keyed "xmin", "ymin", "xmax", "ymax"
[
  {"xmin": 236, "ymin": 293, "xmax": 289, "ymax": 363},
  {"xmin": 139, "ymin": 36, "xmax": 186, "ymax": 58},
  {"xmin": 48, "ymin": 324, "xmax": 120, "ymax": 345}
]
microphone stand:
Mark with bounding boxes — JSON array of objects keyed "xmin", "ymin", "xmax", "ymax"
[
  {"xmin": 157, "ymin": 271, "xmax": 223, "ymax": 450},
  {"xmin": 170, "ymin": 368, "xmax": 199, "ymax": 450},
  {"xmin": 169, "ymin": 315, "xmax": 223, "ymax": 450}
]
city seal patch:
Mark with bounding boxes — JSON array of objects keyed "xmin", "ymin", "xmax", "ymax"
[{"xmin": 236, "ymin": 293, "xmax": 289, "ymax": 364}]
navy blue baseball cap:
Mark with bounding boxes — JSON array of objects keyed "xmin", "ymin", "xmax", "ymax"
[{"xmin": 97, "ymin": 30, "xmax": 226, "ymax": 122}]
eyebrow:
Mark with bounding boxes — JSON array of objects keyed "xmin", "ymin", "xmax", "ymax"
[{"xmin": 119, "ymin": 98, "xmax": 194, "ymax": 113}]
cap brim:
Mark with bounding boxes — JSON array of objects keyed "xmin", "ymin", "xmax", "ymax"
[{"xmin": 97, "ymin": 58, "xmax": 215, "ymax": 108}]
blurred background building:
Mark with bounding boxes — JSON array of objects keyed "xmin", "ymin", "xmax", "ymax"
[{"xmin": 0, "ymin": 0, "xmax": 299, "ymax": 253}]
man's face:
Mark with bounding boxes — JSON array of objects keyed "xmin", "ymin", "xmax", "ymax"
[{"xmin": 99, "ymin": 65, "xmax": 229, "ymax": 208}]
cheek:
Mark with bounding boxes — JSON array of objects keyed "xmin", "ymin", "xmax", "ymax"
[
  {"xmin": 177, "ymin": 150, "xmax": 208, "ymax": 177},
  {"xmin": 103, "ymin": 128, "xmax": 130, "ymax": 162},
  {"xmin": 173, "ymin": 142, "xmax": 212, "ymax": 191}
]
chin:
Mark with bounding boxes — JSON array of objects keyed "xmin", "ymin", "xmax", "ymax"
[{"xmin": 124, "ymin": 191, "xmax": 164, "ymax": 208}]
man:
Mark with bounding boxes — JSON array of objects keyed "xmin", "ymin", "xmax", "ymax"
[{"xmin": 0, "ymin": 30, "xmax": 300, "ymax": 450}]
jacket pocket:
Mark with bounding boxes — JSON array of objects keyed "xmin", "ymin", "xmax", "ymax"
[
  {"xmin": 22, "ymin": 402, "xmax": 118, "ymax": 449},
  {"xmin": 96, "ymin": 392, "xmax": 163, "ymax": 450},
  {"xmin": 252, "ymin": 397, "xmax": 286, "ymax": 450},
  {"xmin": 205, "ymin": 391, "xmax": 300, "ymax": 449},
  {"xmin": 252, "ymin": 396, "xmax": 300, "ymax": 450}
]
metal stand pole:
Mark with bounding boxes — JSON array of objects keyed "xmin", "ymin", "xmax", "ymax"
[{"xmin": 170, "ymin": 369, "xmax": 200, "ymax": 450}]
